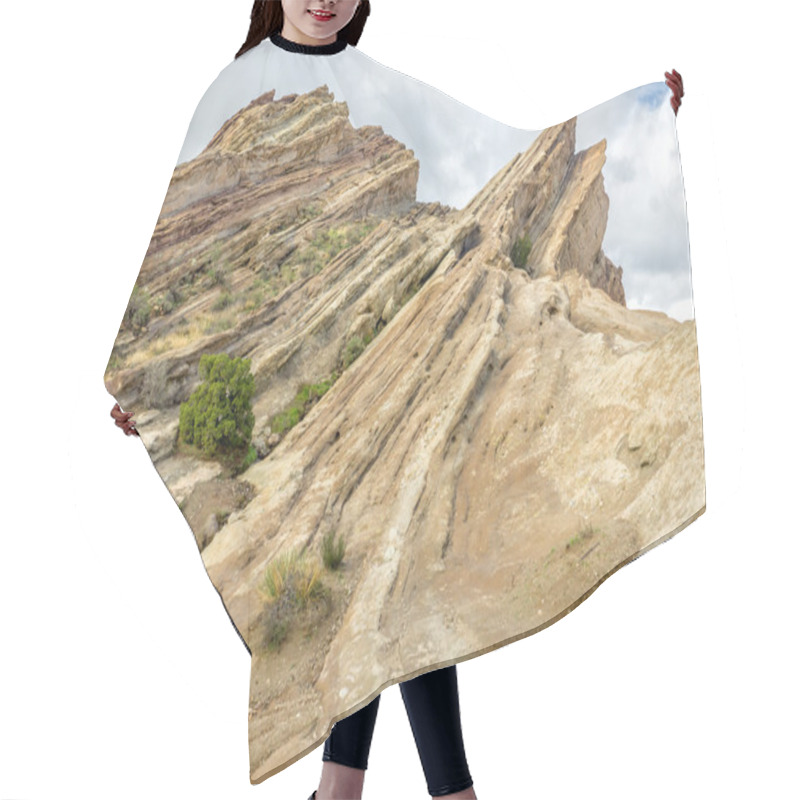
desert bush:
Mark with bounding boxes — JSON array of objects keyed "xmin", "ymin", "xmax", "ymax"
[
  {"xmin": 179, "ymin": 353, "xmax": 255, "ymax": 458},
  {"xmin": 258, "ymin": 548, "xmax": 328, "ymax": 651},
  {"xmin": 259, "ymin": 549, "xmax": 324, "ymax": 606}
]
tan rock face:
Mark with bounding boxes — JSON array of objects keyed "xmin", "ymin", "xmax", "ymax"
[{"xmin": 104, "ymin": 85, "xmax": 705, "ymax": 784}]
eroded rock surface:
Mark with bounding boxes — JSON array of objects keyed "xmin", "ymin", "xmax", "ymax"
[{"xmin": 103, "ymin": 86, "xmax": 704, "ymax": 784}]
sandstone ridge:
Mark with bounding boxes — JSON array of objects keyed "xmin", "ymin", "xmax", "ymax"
[{"xmin": 103, "ymin": 85, "xmax": 704, "ymax": 784}]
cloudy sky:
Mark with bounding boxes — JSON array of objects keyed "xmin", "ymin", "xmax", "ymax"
[
  {"xmin": 179, "ymin": 45, "xmax": 693, "ymax": 321},
  {"xmin": 575, "ymin": 83, "xmax": 693, "ymax": 321}
]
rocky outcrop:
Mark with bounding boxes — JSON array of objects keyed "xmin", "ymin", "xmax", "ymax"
[
  {"xmin": 462, "ymin": 119, "xmax": 624, "ymax": 302},
  {"xmin": 103, "ymin": 85, "xmax": 704, "ymax": 784}
]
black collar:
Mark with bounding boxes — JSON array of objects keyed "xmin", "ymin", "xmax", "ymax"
[{"xmin": 269, "ymin": 31, "xmax": 348, "ymax": 55}]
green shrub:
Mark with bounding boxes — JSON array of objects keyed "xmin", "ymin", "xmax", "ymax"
[
  {"xmin": 511, "ymin": 234, "xmax": 532, "ymax": 269},
  {"xmin": 125, "ymin": 285, "xmax": 152, "ymax": 331},
  {"xmin": 322, "ymin": 530, "xmax": 346, "ymax": 570},
  {"xmin": 179, "ymin": 353, "xmax": 255, "ymax": 458},
  {"xmin": 213, "ymin": 290, "xmax": 235, "ymax": 311},
  {"xmin": 342, "ymin": 335, "xmax": 366, "ymax": 368},
  {"xmin": 269, "ymin": 376, "xmax": 336, "ymax": 434},
  {"xmin": 152, "ymin": 285, "xmax": 184, "ymax": 317},
  {"xmin": 233, "ymin": 443, "xmax": 258, "ymax": 475},
  {"xmin": 341, "ymin": 330, "xmax": 375, "ymax": 370}
]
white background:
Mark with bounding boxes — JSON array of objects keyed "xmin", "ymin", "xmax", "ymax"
[{"xmin": 1, "ymin": 1, "xmax": 796, "ymax": 798}]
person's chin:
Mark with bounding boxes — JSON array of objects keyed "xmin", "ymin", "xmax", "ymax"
[{"xmin": 300, "ymin": 25, "xmax": 337, "ymax": 42}]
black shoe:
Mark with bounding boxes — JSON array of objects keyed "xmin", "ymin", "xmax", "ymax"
[{"xmin": 307, "ymin": 792, "xmax": 317, "ymax": 800}]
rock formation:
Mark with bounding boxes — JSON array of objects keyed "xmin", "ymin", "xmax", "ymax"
[{"xmin": 103, "ymin": 85, "xmax": 705, "ymax": 784}]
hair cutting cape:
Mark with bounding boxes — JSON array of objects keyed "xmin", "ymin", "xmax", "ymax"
[{"xmin": 104, "ymin": 31, "xmax": 706, "ymax": 785}]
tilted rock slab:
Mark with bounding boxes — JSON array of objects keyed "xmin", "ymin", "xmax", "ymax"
[{"xmin": 103, "ymin": 86, "xmax": 705, "ymax": 783}]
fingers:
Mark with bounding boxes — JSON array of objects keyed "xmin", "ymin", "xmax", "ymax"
[
  {"xmin": 664, "ymin": 68, "xmax": 684, "ymax": 116},
  {"xmin": 111, "ymin": 402, "xmax": 132, "ymax": 422},
  {"xmin": 664, "ymin": 69, "xmax": 684, "ymax": 97},
  {"xmin": 121, "ymin": 420, "xmax": 139, "ymax": 436},
  {"xmin": 111, "ymin": 402, "xmax": 139, "ymax": 436}
]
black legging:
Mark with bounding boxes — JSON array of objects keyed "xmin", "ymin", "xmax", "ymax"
[{"xmin": 322, "ymin": 664, "xmax": 474, "ymax": 797}]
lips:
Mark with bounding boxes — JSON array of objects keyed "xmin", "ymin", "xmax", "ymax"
[{"xmin": 308, "ymin": 9, "xmax": 335, "ymax": 20}]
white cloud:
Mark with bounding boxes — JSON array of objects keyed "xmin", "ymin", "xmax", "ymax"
[
  {"xmin": 179, "ymin": 47, "xmax": 694, "ymax": 321},
  {"xmin": 576, "ymin": 84, "xmax": 694, "ymax": 320}
]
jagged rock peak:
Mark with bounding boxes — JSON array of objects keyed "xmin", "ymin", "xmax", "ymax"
[
  {"xmin": 201, "ymin": 85, "xmax": 351, "ymax": 156},
  {"xmin": 463, "ymin": 116, "xmax": 624, "ymax": 304}
]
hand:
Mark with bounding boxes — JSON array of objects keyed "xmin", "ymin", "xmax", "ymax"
[
  {"xmin": 665, "ymin": 68, "xmax": 684, "ymax": 116},
  {"xmin": 111, "ymin": 402, "xmax": 139, "ymax": 437}
]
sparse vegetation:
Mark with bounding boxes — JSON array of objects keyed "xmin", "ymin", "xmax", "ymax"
[
  {"xmin": 297, "ymin": 203, "xmax": 323, "ymax": 224},
  {"xmin": 200, "ymin": 313, "xmax": 236, "ymax": 335},
  {"xmin": 233, "ymin": 443, "xmax": 258, "ymax": 476},
  {"xmin": 105, "ymin": 347, "xmax": 125, "ymax": 372},
  {"xmin": 213, "ymin": 290, "xmax": 235, "ymax": 311},
  {"xmin": 122, "ymin": 315, "xmax": 210, "ymax": 368},
  {"xmin": 265, "ymin": 323, "xmax": 380, "ymax": 441},
  {"xmin": 511, "ymin": 234, "xmax": 532, "ymax": 269},
  {"xmin": 152, "ymin": 285, "xmax": 184, "ymax": 316},
  {"xmin": 265, "ymin": 617, "xmax": 289, "ymax": 650},
  {"xmin": 566, "ymin": 522, "xmax": 599, "ymax": 551},
  {"xmin": 269, "ymin": 375, "xmax": 338, "ymax": 435},
  {"xmin": 204, "ymin": 241, "xmax": 231, "ymax": 288},
  {"xmin": 281, "ymin": 221, "xmax": 380, "ymax": 280},
  {"xmin": 312, "ymin": 222, "xmax": 377, "ymax": 259},
  {"xmin": 322, "ymin": 530, "xmax": 346, "ymax": 570},
  {"xmin": 341, "ymin": 331, "xmax": 375, "ymax": 369},
  {"xmin": 258, "ymin": 548, "xmax": 330, "ymax": 652},
  {"xmin": 206, "ymin": 265, "xmax": 229, "ymax": 287},
  {"xmin": 125, "ymin": 285, "xmax": 152, "ymax": 331},
  {"xmin": 242, "ymin": 281, "xmax": 268, "ymax": 312},
  {"xmin": 253, "ymin": 220, "xmax": 380, "ymax": 300},
  {"xmin": 279, "ymin": 260, "xmax": 298, "ymax": 286},
  {"xmin": 260, "ymin": 549, "xmax": 324, "ymax": 605}
]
